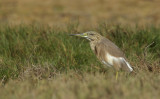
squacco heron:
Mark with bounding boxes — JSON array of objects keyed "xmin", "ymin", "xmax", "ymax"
[{"xmin": 70, "ymin": 31, "xmax": 133, "ymax": 80}]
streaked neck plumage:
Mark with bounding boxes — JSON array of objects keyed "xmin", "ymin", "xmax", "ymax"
[{"xmin": 89, "ymin": 36, "xmax": 104, "ymax": 52}]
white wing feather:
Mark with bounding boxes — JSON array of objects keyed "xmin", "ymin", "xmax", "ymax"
[{"xmin": 103, "ymin": 53, "xmax": 133, "ymax": 72}]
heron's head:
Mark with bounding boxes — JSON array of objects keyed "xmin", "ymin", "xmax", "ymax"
[{"xmin": 70, "ymin": 31, "xmax": 102, "ymax": 41}]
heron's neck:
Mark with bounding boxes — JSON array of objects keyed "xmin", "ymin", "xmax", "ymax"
[{"xmin": 89, "ymin": 40, "xmax": 99, "ymax": 51}]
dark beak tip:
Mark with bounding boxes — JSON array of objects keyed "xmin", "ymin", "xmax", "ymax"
[
  {"xmin": 69, "ymin": 34, "xmax": 73, "ymax": 36},
  {"xmin": 69, "ymin": 34, "xmax": 79, "ymax": 36}
]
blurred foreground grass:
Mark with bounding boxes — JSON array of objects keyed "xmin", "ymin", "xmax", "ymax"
[{"xmin": 0, "ymin": 24, "xmax": 160, "ymax": 99}]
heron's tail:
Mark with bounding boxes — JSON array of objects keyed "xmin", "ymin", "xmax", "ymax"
[{"xmin": 121, "ymin": 58, "xmax": 133, "ymax": 72}]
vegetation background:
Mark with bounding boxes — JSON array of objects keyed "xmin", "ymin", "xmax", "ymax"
[{"xmin": 0, "ymin": 0, "xmax": 160, "ymax": 99}]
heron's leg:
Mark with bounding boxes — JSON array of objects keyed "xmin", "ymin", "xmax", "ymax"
[{"xmin": 116, "ymin": 71, "xmax": 119, "ymax": 81}]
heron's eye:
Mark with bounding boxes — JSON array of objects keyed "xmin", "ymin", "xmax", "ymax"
[{"xmin": 90, "ymin": 34, "xmax": 94, "ymax": 35}]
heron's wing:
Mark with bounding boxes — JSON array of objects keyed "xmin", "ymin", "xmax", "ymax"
[
  {"xmin": 99, "ymin": 38, "xmax": 126, "ymax": 57},
  {"xmin": 95, "ymin": 44, "xmax": 133, "ymax": 71}
]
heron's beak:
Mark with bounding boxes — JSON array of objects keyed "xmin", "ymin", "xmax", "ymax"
[{"xmin": 69, "ymin": 33, "xmax": 88, "ymax": 38}]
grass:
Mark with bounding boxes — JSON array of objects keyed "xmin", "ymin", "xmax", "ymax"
[{"xmin": 0, "ymin": 24, "xmax": 160, "ymax": 99}]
